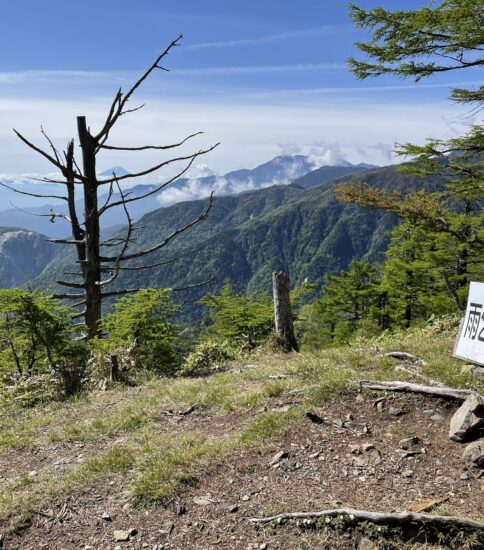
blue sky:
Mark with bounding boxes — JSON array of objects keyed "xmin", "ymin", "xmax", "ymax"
[{"xmin": 0, "ymin": 0, "xmax": 480, "ymax": 178}]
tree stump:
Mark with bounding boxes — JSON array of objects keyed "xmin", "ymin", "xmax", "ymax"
[{"xmin": 272, "ymin": 271, "xmax": 298, "ymax": 352}]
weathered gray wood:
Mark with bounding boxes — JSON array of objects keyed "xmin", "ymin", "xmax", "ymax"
[
  {"xmin": 272, "ymin": 271, "xmax": 298, "ymax": 352},
  {"xmin": 78, "ymin": 116, "xmax": 102, "ymax": 338},
  {"xmin": 359, "ymin": 380, "xmax": 473, "ymax": 401},
  {"xmin": 249, "ymin": 507, "xmax": 484, "ymax": 533},
  {"xmin": 449, "ymin": 393, "xmax": 484, "ymax": 442}
]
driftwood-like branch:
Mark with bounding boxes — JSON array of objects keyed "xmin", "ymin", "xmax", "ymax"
[
  {"xmin": 359, "ymin": 380, "xmax": 473, "ymax": 401},
  {"xmin": 249, "ymin": 507, "xmax": 484, "ymax": 533}
]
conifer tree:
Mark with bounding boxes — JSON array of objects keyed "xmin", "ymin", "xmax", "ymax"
[{"xmin": 338, "ymin": 0, "xmax": 484, "ymax": 308}]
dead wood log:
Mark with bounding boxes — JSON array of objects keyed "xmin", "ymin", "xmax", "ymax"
[
  {"xmin": 359, "ymin": 380, "xmax": 474, "ymax": 402},
  {"xmin": 249, "ymin": 507, "xmax": 484, "ymax": 533}
]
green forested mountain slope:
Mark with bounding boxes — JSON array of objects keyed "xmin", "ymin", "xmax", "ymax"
[{"xmin": 35, "ymin": 163, "xmax": 447, "ymax": 320}]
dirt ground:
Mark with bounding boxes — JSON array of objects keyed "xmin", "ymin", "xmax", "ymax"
[{"xmin": 3, "ymin": 391, "xmax": 483, "ymax": 550}]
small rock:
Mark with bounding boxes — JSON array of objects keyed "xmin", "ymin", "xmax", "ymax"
[
  {"xmin": 113, "ymin": 530, "xmax": 130, "ymax": 542},
  {"xmin": 430, "ymin": 413, "xmax": 444, "ymax": 422},
  {"xmin": 399, "ymin": 436, "xmax": 420, "ymax": 450},
  {"xmin": 373, "ymin": 397, "xmax": 386, "ymax": 413},
  {"xmin": 401, "ymin": 469, "xmax": 413, "ymax": 478},
  {"xmin": 462, "ymin": 438, "xmax": 484, "ymax": 469},
  {"xmin": 461, "ymin": 364, "xmax": 484, "ymax": 380},
  {"xmin": 101, "ymin": 511, "xmax": 112, "ymax": 521},
  {"xmin": 461, "ymin": 472, "xmax": 470, "ymax": 480},
  {"xmin": 270, "ymin": 451, "xmax": 288, "ymax": 465},
  {"xmin": 423, "ymin": 409, "xmax": 435, "ymax": 417},
  {"xmin": 388, "ymin": 407, "xmax": 406, "ymax": 417},
  {"xmin": 241, "ymin": 494, "xmax": 250, "ymax": 501},
  {"xmin": 127, "ymin": 528, "xmax": 138, "ymax": 536},
  {"xmin": 193, "ymin": 496, "xmax": 213, "ymax": 506},
  {"xmin": 449, "ymin": 394, "xmax": 484, "ymax": 443},
  {"xmin": 27, "ymin": 470, "xmax": 37, "ymax": 477},
  {"xmin": 229, "ymin": 505, "xmax": 239, "ymax": 513}
]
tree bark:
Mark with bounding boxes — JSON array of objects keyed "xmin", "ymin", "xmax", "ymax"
[
  {"xmin": 272, "ymin": 271, "xmax": 298, "ymax": 352},
  {"xmin": 77, "ymin": 116, "xmax": 102, "ymax": 338}
]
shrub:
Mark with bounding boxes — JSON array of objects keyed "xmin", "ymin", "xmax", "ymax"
[
  {"xmin": 179, "ymin": 339, "xmax": 235, "ymax": 377},
  {"xmin": 94, "ymin": 289, "xmax": 179, "ymax": 378},
  {"xmin": 0, "ymin": 289, "xmax": 85, "ymax": 378}
]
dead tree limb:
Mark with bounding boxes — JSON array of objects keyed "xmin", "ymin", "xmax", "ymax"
[
  {"xmin": 249, "ymin": 507, "xmax": 484, "ymax": 533},
  {"xmin": 10, "ymin": 36, "xmax": 218, "ymax": 338},
  {"xmin": 359, "ymin": 380, "xmax": 474, "ymax": 401}
]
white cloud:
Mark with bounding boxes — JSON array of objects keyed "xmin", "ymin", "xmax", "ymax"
[
  {"xmin": 173, "ymin": 63, "xmax": 346, "ymax": 76},
  {"xmin": 186, "ymin": 26, "xmax": 349, "ymax": 50},
  {"xmin": 0, "ymin": 93, "xmax": 468, "ymax": 177},
  {"xmin": 191, "ymin": 163, "xmax": 218, "ymax": 178}
]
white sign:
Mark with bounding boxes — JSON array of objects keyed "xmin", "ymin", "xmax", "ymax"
[{"xmin": 454, "ymin": 282, "xmax": 484, "ymax": 366}]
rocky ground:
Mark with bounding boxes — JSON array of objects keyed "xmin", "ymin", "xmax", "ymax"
[{"xmin": 2, "ymin": 390, "xmax": 483, "ymax": 550}]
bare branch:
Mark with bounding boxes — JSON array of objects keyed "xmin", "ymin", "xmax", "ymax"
[
  {"xmin": 100, "ymin": 131, "xmax": 203, "ymax": 152},
  {"xmin": 0, "ymin": 181, "xmax": 68, "ymax": 202},
  {"xmin": 7, "ymin": 203, "xmax": 71, "ymax": 224},
  {"xmin": 95, "ymin": 35, "xmax": 183, "ymax": 142},
  {"xmin": 97, "ymin": 178, "xmax": 133, "ymax": 287},
  {"xmin": 170, "ymin": 277, "xmax": 216, "ymax": 292},
  {"xmin": 56, "ymin": 280, "xmax": 86, "ymax": 289},
  {"xmin": 100, "ymin": 192, "xmax": 214, "ymax": 262},
  {"xmin": 100, "ymin": 152, "xmax": 202, "ymax": 213},
  {"xmin": 40, "ymin": 126, "xmax": 62, "ymax": 166},
  {"xmin": 101, "ymin": 288, "xmax": 142, "ymax": 298},
  {"xmin": 48, "ymin": 238, "xmax": 83, "ymax": 245},
  {"xmin": 13, "ymin": 129, "xmax": 64, "ymax": 171},
  {"xmin": 97, "ymin": 143, "xmax": 219, "ymax": 185},
  {"xmin": 53, "ymin": 292, "xmax": 85, "ymax": 300},
  {"xmin": 71, "ymin": 309, "xmax": 87, "ymax": 320},
  {"xmin": 249, "ymin": 507, "xmax": 484, "ymax": 533}
]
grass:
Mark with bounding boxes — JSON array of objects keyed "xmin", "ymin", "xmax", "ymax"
[{"xmin": 1, "ymin": 319, "xmax": 482, "ymax": 532}]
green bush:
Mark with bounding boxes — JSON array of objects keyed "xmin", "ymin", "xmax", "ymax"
[
  {"xmin": 0, "ymin": 289, "xmax": 85, "ymax": 377},
  {"xmin": 0, "ymin": 289, "xmax": 87, "ymax": 403},
  {"xmin": 93, "ymin": 289, "xmax": 179, "ymax": 378},
  {"xmin": 179, "ymin": 340, "xmax": 235, "ymax": 377}
]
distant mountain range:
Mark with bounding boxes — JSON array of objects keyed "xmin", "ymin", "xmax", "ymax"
[
  {"xmin": 34, "ymin": 162, "xmax": 447, "ymax": 321},
  {"xmin": 0, "ymin": 156, "xmax": 374, "ymax": 238},
  {"xmin": 0, "ymin": 227, "xmax": 54, "ymax": 288}
]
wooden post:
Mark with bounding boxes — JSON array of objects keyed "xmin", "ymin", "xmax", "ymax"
[{"xmin": 272, "ymin": 271, "xmax": 299, "ymax": 352}]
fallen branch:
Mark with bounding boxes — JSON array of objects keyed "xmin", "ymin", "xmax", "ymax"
[
  {"xmin": 359, "ymin": 380, "xmax": 474, "ymax": 402},
  {"xmin": 394, "ymin": 365, "xmax": 445, "ymax": 387},
  {"xmin": 249, "ymin": 507, "xmax": 484, "ymax": 533}
]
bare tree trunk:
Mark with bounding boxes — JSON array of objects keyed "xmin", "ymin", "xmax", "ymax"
[
  {"xmin": 77, "ymin": 116, "xmax": 102, "ymax": 338},
  {"xmin": 109, "ymin": 354, "xmax": 119, "ymax": 382},
  {"xmin": 272, "ymin": 271, "xmax": 298, "ymax": 352}
]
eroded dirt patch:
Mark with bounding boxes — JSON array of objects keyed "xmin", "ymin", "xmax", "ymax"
[{"xmin": 4, "ymin": 392, "xmax": 483, "ymax": 549}]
